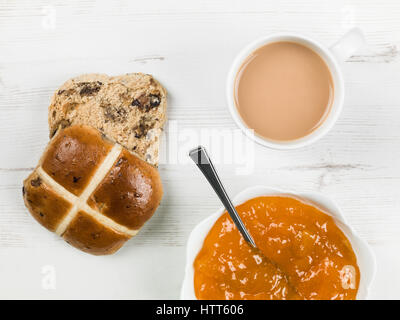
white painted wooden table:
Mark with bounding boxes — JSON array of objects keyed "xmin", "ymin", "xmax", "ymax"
[{"xmin": 1, "ymin": 0, "xmax": 399, "ymax": 299}]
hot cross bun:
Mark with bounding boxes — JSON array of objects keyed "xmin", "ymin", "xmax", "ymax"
[{"xmin": 23, "ymin": 125, "xmax": 163, "ymax": 255}]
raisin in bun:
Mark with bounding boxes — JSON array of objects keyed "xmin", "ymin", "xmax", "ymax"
[
  {"xmin": 48, "ymin": 73, "xmax": 167, "ymax": 166},
  {"xmin": 23, "ymin": 125, "xmax": 163, "ymax": 255}
]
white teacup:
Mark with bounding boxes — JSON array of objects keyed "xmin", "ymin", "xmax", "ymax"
[{"xmin": 226, "ymin": 28, "xmax": 366, "ymax": 149}]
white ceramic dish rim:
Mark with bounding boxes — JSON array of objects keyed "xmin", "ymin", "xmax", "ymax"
[
  {"xmin": 226, "ymin": 33, "xmax": 345, "ymax": 150},
  {"xmin": 180, "ymin": 185, "xmax": 377, "ymax": 300}
]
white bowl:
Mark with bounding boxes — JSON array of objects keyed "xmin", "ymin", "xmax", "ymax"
[{"xmin": 181, "ymin": 185, "xmax": 376, "ymax": 300}]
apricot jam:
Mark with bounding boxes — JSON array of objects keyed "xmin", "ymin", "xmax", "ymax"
[{"xmin": 194, "ymin": 196, "xmax": 360, "ymax": 300}]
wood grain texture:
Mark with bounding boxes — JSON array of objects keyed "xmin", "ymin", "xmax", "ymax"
[{"xmin": 0, "ymin": 0, "xmax": 399, "ymax": 299}]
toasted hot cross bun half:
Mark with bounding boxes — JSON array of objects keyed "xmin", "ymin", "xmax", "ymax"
[
  {"xmin": 48, "ymin": 73, "xmax": 167, "ymax": 166},
  {"xmin": 22, "ymin": 125, "xmax": 163, "ymax": 255}
]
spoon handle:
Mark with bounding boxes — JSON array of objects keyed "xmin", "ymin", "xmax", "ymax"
[{"xmin": 189, "ymin": 146, "xmax": 256, "ymax": 248}]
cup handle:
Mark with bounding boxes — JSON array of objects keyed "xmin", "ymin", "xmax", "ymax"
[{"xmin": 330, "ymin": 28, "xmax": 366, "ymax": 62}]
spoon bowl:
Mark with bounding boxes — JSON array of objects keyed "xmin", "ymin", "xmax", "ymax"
[{"xmin": 180, "ymin": 185, "xmax": 376, "ymax": 300}]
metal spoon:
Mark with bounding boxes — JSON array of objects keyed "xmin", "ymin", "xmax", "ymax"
[{"xmin": 189, "ymin": 146, "xmax": 257, "ymax": 248}]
